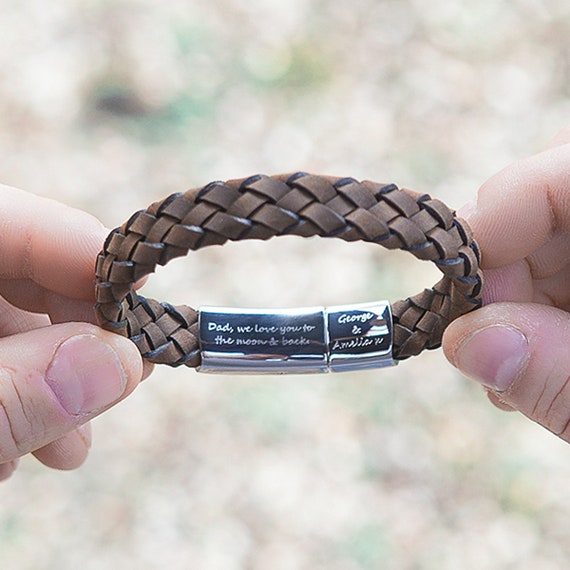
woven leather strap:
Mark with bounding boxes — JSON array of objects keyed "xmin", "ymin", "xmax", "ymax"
[{"xmin": 95, "ymin": 173, "xmax": 483, "ymax": 367}]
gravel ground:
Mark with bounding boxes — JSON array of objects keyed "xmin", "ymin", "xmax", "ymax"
[{"xmin": 0, "ymin": 1, "xmax": 569, "ymax": 569}]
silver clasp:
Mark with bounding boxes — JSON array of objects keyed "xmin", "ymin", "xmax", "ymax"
[{"xmin": 198, "ymin": 301, "xmax": 395, "ymax": 374}]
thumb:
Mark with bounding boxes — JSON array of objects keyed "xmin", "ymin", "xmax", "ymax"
[
  {"xmin": 0, "ymin": 323, "xmax": 142, "ymax": 463},
  {"xmin": 443, "ymin": 302, "xmax": 570, "ymax": 441}
]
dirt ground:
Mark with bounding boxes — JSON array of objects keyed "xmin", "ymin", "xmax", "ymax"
[{"xmin": 0, "ymin": 1, "xmax": 569, "ymax": 569}]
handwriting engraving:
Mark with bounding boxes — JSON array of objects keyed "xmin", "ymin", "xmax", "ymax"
[
  {"xmin": 199, "ymin": 307, "xmax": 327, "ymax": 373},
  {"xmin": 326, "ymin": 302, "xmax": 394, "ymax": 372},
  {"xmin": 198, "ymin": 301, "xmax": 395, "ymax": 374}
]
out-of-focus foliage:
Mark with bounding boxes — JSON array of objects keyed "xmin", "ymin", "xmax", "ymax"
[{"xmin": 0, "ymin": 1, "xmax": 569, "ymax": 569}]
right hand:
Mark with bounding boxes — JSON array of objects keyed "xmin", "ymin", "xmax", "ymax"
[{"xmin": 443, "ymin": 124, "xmax": 570, "ymax": 441}]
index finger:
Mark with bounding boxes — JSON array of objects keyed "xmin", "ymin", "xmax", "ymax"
[
  {"xmin": 0, "ymin": 184, "xmax": 107, "ymax": 300},
  {"xmin": 467, "ymin": 143, "xmax": 570, "ymax": 269}
]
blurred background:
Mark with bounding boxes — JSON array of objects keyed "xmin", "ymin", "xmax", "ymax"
[{"xmin": 1, "ymin": 1, "xmax": 569, "ymax": 568}]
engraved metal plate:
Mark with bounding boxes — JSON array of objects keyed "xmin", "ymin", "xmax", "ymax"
[
  {"xmin": 326, "ymin": 301, "xmax": 394, "ymax": 372},
  {"xmin": 199, "ymin": 307, "xmax": 328, "ymax": 373},
  {"xmin": 198, "ymin": 301, "xmax": 396, "ymax": 374}
]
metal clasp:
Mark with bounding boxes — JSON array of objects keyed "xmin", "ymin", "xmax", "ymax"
[{"xmin": 198, "ymin": 301, "xmax": 395, "ymax": 374}]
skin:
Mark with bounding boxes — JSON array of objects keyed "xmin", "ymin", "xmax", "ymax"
[
  {"xmin": 0, "ymin": 124, "xmax": 568, "ymax": 480},
  {"xmin": 443, "ymin": 123, "xmax": 570, "ymax": 440},
  {"xmin": 0, "ymin": 186, "xmax": 148, "ymax": 481}
]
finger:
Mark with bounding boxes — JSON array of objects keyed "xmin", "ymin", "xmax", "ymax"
[
  {"xmin": 526, "ymin": 230, "xmax": 570, "ymax": 281},
  {"xmin": 0, "ymin": 297, "xmax": 96, "ymax": 483},
  {"xmin": 0, "ymin": 287, "xmax": 154, "ymax": 380},
  {"xmin": 530, "ymin": 264, "xmax": 570, "ymax": 311},
  {"xmin": 0, "ymin": 459, "xmax": 18, "ymax": 481},
  {"xmin": 0, "ymin": 276, "xmax": 148, "ymax": 321},
  {"xmin": 482, "ymin": 259, "xmax": 570, "ymax": 309},
  {"xmin": 0, "ymin": 294, "xmax": 50, "ymax": 336},
  {"xmin": 486, "ymin": 390, "xmax": 516, "ymax": 412},
  {"xmin": 0, "ymin": 322, "xmax": 142, "ymax": 463},
  {"xmin": 0, "ymin": 280, "xmax": 102, "ymax": 325},
  {"xmin": 0, "ymin": 184, "xmax": 108, "ymax": 300},
  {"xmin": 32, "ymin": 423, "xmax": 91, "ymax": 470},
  {"xmin": 545, "ymin": 123, "xmax": 570, "ymax": 149},
  {"xmin": 443, "ymin": 302, "xmax": 570, "ymax": 442},
  {"xmin": 466, "ymin": 144, "xmax": 570, "ymax": 269},
  {"xmin": 482, "ymin": 262, "xmax": 533, "ymax": 305}
]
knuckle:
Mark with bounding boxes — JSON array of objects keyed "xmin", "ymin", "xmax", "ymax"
[
  {"xmin": 534, "ymin": 375, "xmax": 570, "ymax": 438},
  {"xmin": 0, "ymin": 366, "xmax": 47, "ymax": 462}
]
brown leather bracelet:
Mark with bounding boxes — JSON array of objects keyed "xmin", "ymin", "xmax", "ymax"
[{"xmin": 94, "ymin": 173, "xmax": 483, "ymax": 372}]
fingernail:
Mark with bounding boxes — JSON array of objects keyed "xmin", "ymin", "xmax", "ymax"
[
  {"xmin": 457, "ymin": 200, "xmax": 477, "ymax": 220},
  {"xmin": 454, "ymin": 325, "xmax": 529, "ymax": 392},
  {"xmin": 46, "ymin": 335, "xmax": 127, "ymax": 416}
]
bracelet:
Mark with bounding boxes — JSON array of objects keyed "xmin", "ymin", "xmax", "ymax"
[{"xmin": 94, "ymin": 173, "xmax": 483, "ymax": 374}]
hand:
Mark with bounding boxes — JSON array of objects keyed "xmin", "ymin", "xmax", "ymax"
[
  {"xmin": 0, "ymin": 185, "xmax": 144, "ymax": 481},
  {"xmin": 443, "ymin": 124, "xmax": 570, "ymax": 441}
]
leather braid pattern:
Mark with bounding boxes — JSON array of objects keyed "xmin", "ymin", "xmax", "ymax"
[{"xmin": 95, "ymin": 173, "xmax": 483, "ymax": 367}]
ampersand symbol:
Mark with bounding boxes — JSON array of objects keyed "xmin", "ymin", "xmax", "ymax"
[{"xmin": 352, "ymin": 325, "xmax": 362, "ymax": 335}]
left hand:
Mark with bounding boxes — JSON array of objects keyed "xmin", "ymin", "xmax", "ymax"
[{"xmin": 0, "ymin": 184, "xmax": 148, "ymax": 481}]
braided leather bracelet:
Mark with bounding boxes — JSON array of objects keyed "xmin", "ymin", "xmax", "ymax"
[{"xmin": 95, "ymin": 173, "xmax": 483, "ymax": 374}]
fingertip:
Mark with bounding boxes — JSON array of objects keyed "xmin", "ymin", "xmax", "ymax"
[
  {"xmin": 98, "ymin": 330, "xmax": 145, "ymax": 395},
  {"xmin": 0, "ymin": 460, "xmax": 18, "ymax": 482},
  {"xmin": 456, "ymin": 199, "xmax": 477, "ymax": 221},
  {"xmin": 545, "ymin": 123, "xmax": 570, "ymax": 149},
  {"xmin": 486, "ymin": 389, "xmax": 516, "ymax": 412},
  {"xmin": 32, "ymin": 424, "xmax": 92, "ymax": 470},
  {"xmin": 0, "ymin": 322, "xmax": 143, "ymax": 465},
  {"xmin": 444, "ymin": 303, "xmax": 570, "ymax": 441},
  {"xmin": 442, "ymin": 303, "xmax": 527, "ymax": 378},
  {"xmin": 467, "ymin": 144, "xmax": 570, "ymax": 270},
  {"xmin": 442, "ymin": 312, "xmax": 473, "ymax": 367},
  {"xmin": 445, "ymin": 319, "xmax": 529, "ymax": 393},
  {"xmin": 31, "ymin": 201, "xmax": 109, "ymax": 300}
]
